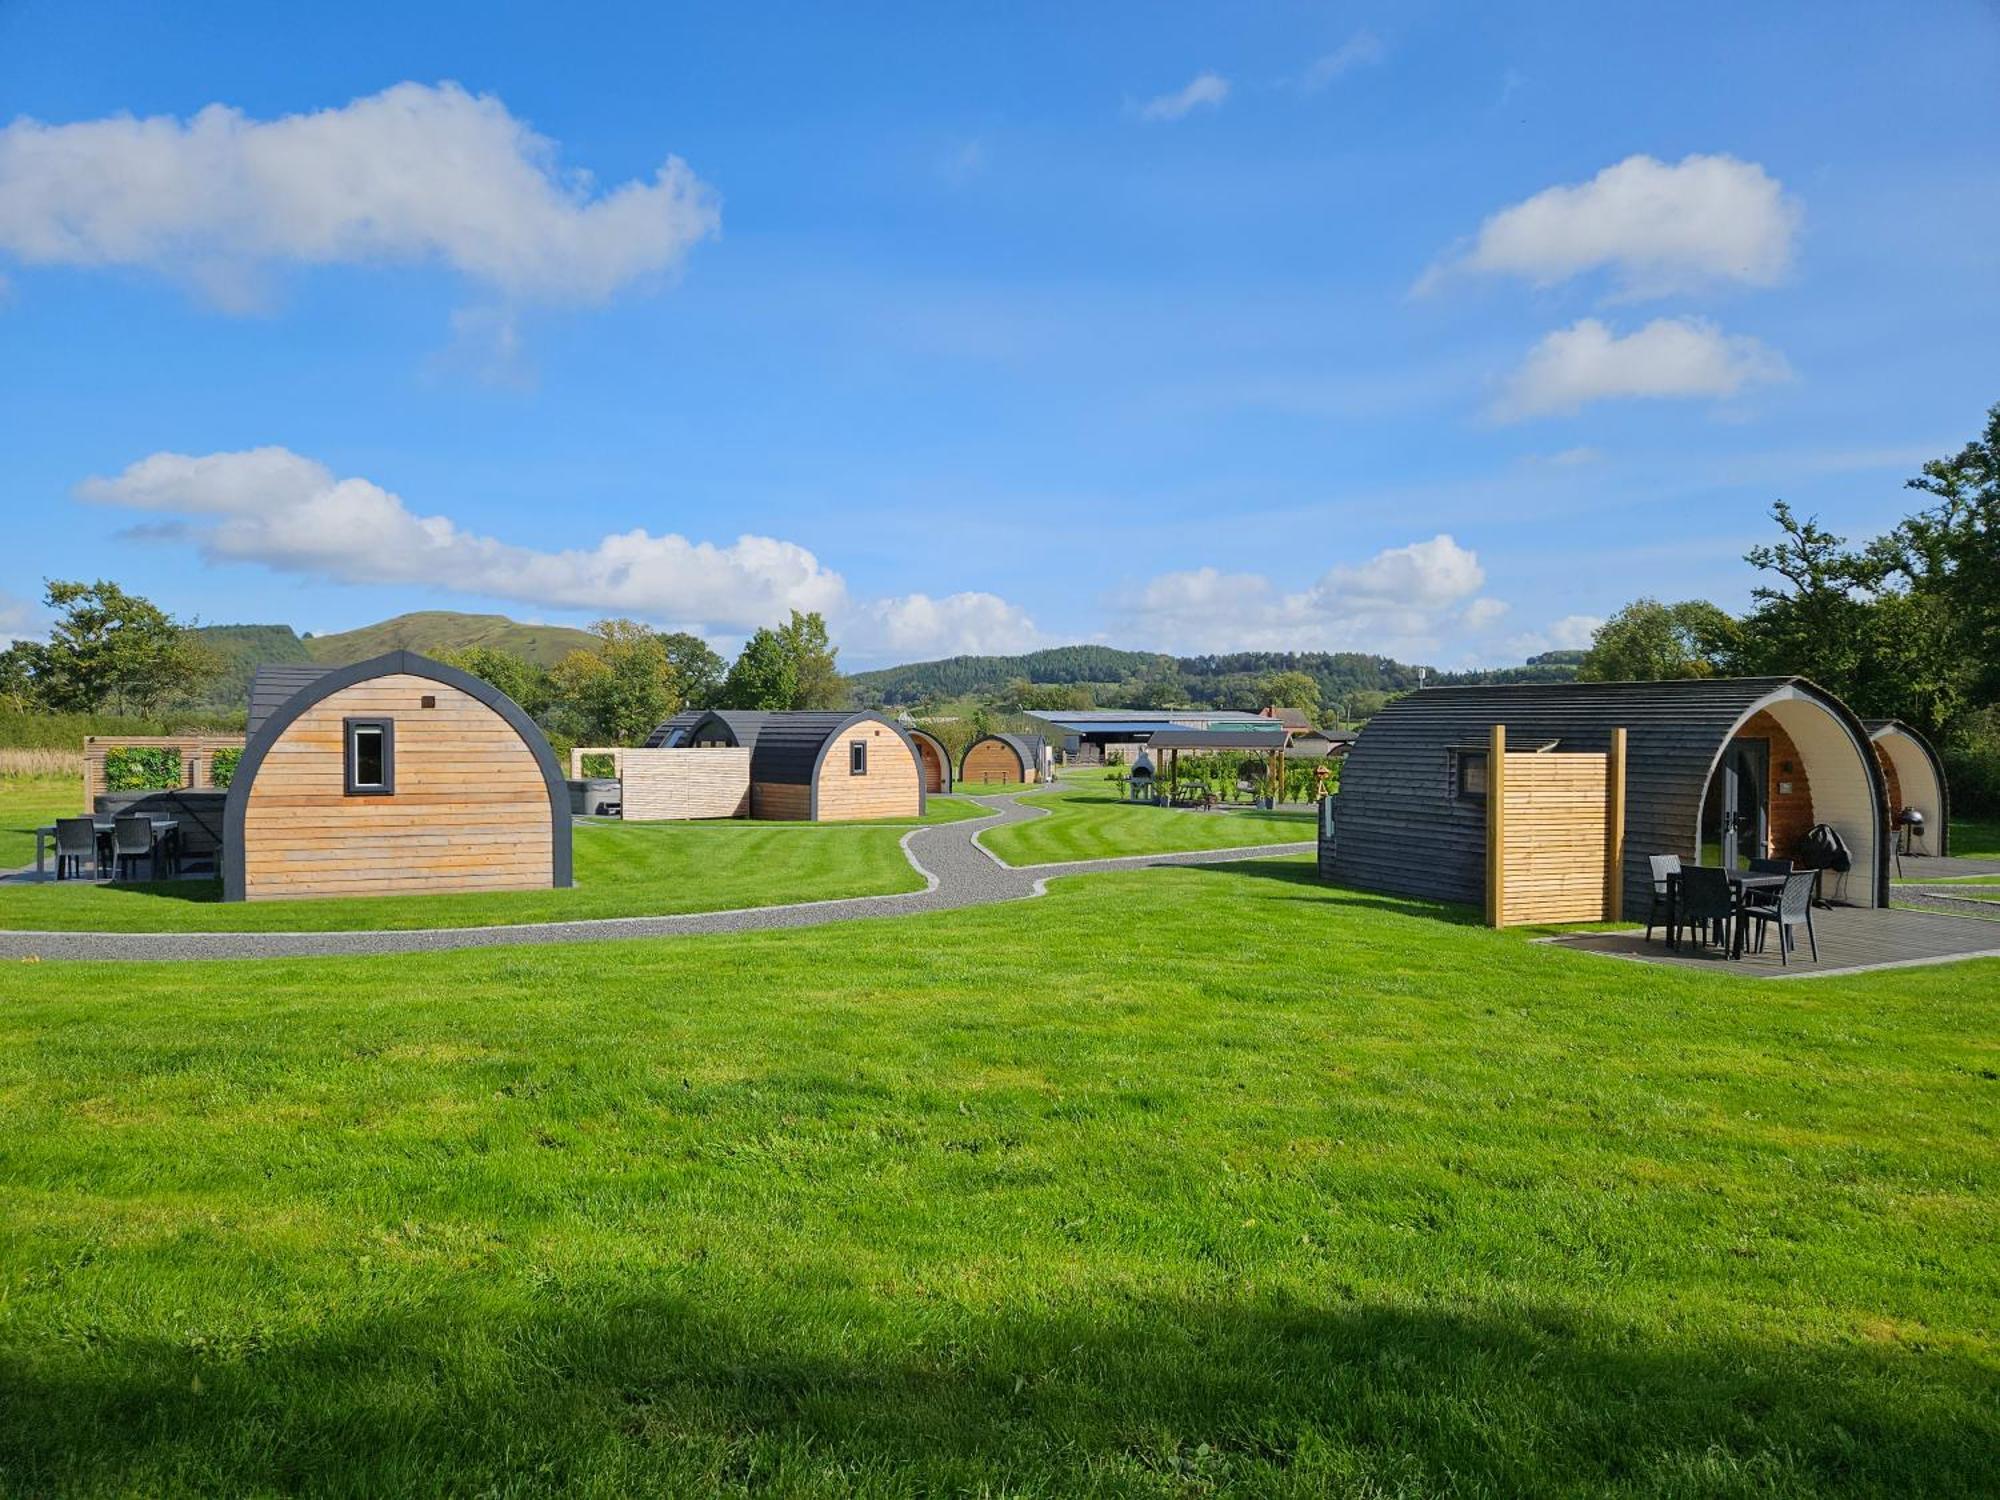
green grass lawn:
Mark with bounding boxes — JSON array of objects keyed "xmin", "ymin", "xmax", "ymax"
[
  {"xmin": 0, "ymin": 774, "xmax": 79, "ymax": 870},
  {"xmin": 1948, "ymin": 817, "xmax": 1999, "ymax": 859},
  {"xmin": 980, "ymin": 776, "xmax": 1316, "ymax": 865},
  {"xmin": 0, "ymin": 819, "xmax": 928, "ymax": 932},
  {"xmin": 3, "ymin": 860, "xmax": 1991, "ymax": 1495}
]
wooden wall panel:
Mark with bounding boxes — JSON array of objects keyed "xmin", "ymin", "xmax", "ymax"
[
  {"xmin": 241, "ymin": 674, "xmax": 552, "ymax": 900},
  {"xmin": 963, "ymin": 740, "xmax": 1030, "ymax": 785},
  {"xmin": 750, "ymin": 781, "xmax": 812, "ymax": 821},
  {"xmin": 617, "ymin": 749, "xmax": 751, "ymax": 820},
  {"xmin": 814, "ymin": 721, "xmax": 922, "ymax": 821},
  {"xmin": 1496, "ymin": 751, "xmax": 1611, "ymax": 927}
]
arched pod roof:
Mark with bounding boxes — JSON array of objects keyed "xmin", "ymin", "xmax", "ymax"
[
  {"xmin": 643, "ymin": 709, "xmax": 710, "ymax": 748},
  {"xmin": 224, "ymin": 650, "xmax": 572, "ymax": 901},
  {"xmin": 960, "ymin": 733, "xmax": 1043, "ymax": 780},
  {"xmin": 1866, "ymin": 719, "xmax": 1951, "ymax": 856},
  {"xmin": 906, "ymin": 727, "xmax": 954, "ymax": 792},
  {"xmin": 745, "ymin": 711, "xmax": 927, "ymax": 818},
  {"xmin": 1326, "ymin": 677, "xmax": 1888, "ymax": 912},
  {"xmin": 676, "ymin": 710, "xmax": 775, "ymax": 749}
]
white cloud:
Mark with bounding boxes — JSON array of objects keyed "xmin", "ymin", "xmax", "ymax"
[
  {"xmin": 1138, "ymin": 73, "xmax": 1230, "ymax": 123},
  {"xmin": 0, "ymin": 589, "xmax": 35, "ymax": 644},
  {"xmin": 1420, "ymin": 153, "xmax": 1799, "ymax": 298},
  {"xmin": 79, "ymin": 447, "xmax": 845, "ymax": 631},
  {"xmin": 1116, "ymin": 535, "xmax": 1492, "ymax": 657},
  {"xmin": 1505, "ymin": 613, "xmax": 1605, "ymax": 660},
  {"xmin": 0, "ymin": 82, "xmax": 719, "ymax": 306},
  {"xmin": 1302, "ymin": 31, "xmax": 1386, "ymax": 89},
  {"xmin": 1492, "ymin": 317, "xmax": 1790, "ymax": 421},
  {"xmin": 75, "ymin": 447, "xmax": 1043, "ymax": 664},
  {"xmin": 856, "ymin": 591, "xmax": 1041, "ymax": 658}
]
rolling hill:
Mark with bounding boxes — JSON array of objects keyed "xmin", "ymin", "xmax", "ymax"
[{"xmin": 190, "ymin": 612, "xmax": 600, "ymax": 708}]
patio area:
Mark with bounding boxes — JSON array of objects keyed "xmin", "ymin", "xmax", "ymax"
[{"xmin": 1544, "ymin": 903, "xmax": 2000, "ymax": 979}]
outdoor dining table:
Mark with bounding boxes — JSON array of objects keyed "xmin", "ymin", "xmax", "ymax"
[
  {"xmin": 32, "ymin": 817, "xmax": 181, "ymax": 880},
  {"xmin": 1664, "ymin": 867, "xmax": 1788, "ymax": 959}
]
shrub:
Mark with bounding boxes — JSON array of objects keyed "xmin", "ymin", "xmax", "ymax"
[
  {"xmin": 103, "ymin": 746, "xmax": 185, "ymax": 792},
  {"xmin": 1944, "ymin": 708, "xmax": 2000, "ymax": 818},
  {"xmin": 580, "ymin": 753, "xmax": 617, "ymax": 779},
  {"xmin": 209, "ymin": 746, "xmax": 243, "ymax": 790}
]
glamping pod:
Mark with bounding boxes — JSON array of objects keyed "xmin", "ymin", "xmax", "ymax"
[
  {"xmin": 642, "ymin": 708, "xmax": 711, "ymax": 748},
  {"xmin": 1321, "ymin": 677, "xmax": 1890, "ymax": 913},
  {"xmin": 675, "ymin": 710, "xmax": 774, "ymax": 750},
  {"xmin": 961, "ymin": 732, "xmax": 1044, "ymax": 786},
  {"xmin": 225, "ymin": 652, "xmax": 571, "ymax": 902},
  {"xmin": 745, "ymin": 711, "xmax": 924, "ymax": 821},
  {"xmin": 1866, "ymin": 719, "xmax": 1950, "ymax": 857},
  {"xmin": 906, "ymin": 727, "xmax": 954, "ymax": 794}
]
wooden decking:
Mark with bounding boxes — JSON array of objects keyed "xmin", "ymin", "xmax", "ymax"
[{"xmin": 1545, "ymin": 903, "xmax": 2000, "ymax": 979}]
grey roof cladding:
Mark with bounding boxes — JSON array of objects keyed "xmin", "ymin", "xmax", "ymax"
[
  {"xmin": 246, "ymin": 665, "xmax": 332, "ymax": 737},
  {"xmin": 679, "ymin": 710, "xmax": 776, "ymax": 749},
  {"xmin": 642, "ymin": 709, "xmax": 711, "ymax": 748},
  {"xmin": 1323, "ymin": 677, "xmax": 1889, "ymax": 913},
  {"xmin": 749, "ymin": 711, "xmax": 895, "ymax": 785}
]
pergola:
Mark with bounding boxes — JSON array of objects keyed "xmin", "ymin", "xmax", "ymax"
[{"xmin": 1145, "ymin": 727, "xmax": 1290, "ymax": 801}]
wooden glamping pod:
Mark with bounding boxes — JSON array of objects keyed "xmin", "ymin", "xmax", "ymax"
[
  {"xmin": 961, "ymin": 732, "xmax": 1045, "ymax": 787},
  {"xmin": 224, "ymin": 652, "xmax": 572, "ymax": 901},
  {"xmin": 732, "ymin": 711, "xmax": 925, "ymax": 821},
  {"xmin": 906, "ymin": 727, "xmax": 954, "ymax": 794},
  {"xmin": 1319, "ymin": 677, "xmax": 1890, "ymax": 921},
  {"xmin": 1866, "ymin": 719, "xmax": 1950, "ymax": 857}
]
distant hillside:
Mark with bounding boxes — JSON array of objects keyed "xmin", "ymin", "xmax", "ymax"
[
  {"xmin": 189, "ymin": 611, "xmax": 600, "ymax": 708},
  {"xmin": 850, "ymin": 645, "xmax": 1583, "ymax": 711},
  {"xmin": 301, "ymin": 611, "xmax": 599, "ymax": 668},
  {"xmin": 191, "ymin": 624, "xmax": 314, "ymax": 708}
]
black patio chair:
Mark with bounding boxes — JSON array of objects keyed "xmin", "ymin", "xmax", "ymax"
[
  {"xmin": 112, "ymin": 816, "xmax": 155, "ymax": 882},
  {"xmin": 1742, "ymin": 856, "xmax": 1792, "ymax": 911},
  {"xmin": 1644, "ymin": 854, "xmax": 1680, "ymax": 941},
  {"xmin": 1741, "ymin": 870, "xmax": 1820, "ymax": 966},
  {"xmin": 1672, "ymin": 866, "xmax": 1738, "ymax": 955},
  {"xmin": 54, "ymin": 817, "xmax": 103, "ymax": 882}
]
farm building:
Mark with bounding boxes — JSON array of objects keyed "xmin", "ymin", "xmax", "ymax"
[
  {"xmin": 1866, "ymin": 719, "xmax": 1950, "ymax": 856},
  {"xmin": 1023, "ymin": 708, "xmax": 1282, "ymax": 765},
  {"xmin": 961, "ymin": 733, "xmax": 1046, "ymax": 786},
  {"xmin": 906, "ymin": 727, "xmax": 954, "ymax": 793},
  {"xmin": 224, "ymin": 651, "xmax": 571, "ymax": 902},
  {"xmin": 1320, "ymin": 677, "xmax": 1890, "ymax": 919}
]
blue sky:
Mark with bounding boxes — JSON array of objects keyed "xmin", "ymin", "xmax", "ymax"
[{"xmin": 3, "ymin": 1, "xmax": 1996, "ymax": 667}]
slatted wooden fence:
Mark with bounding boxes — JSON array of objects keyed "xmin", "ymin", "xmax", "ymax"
[
  {"xmin": 82, "ymin": 735, "xmax": 246, "ymax": 810},
  {"xmin": 1485, "ymin": 725, "xmax": 1627, "ymax": 928},
  {"xmin": 569, "ymin": 747, "xmax": 752, "ymax": 820}
]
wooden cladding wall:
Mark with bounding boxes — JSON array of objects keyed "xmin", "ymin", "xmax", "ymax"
[
  {"xmin": 813, "ymin": 720, "xmax": 922, "ymax": 821},
  {"xmin": 618, "ymin": 749, "xmax": 750, "ymax": 820},
  {"xmin": 1735, "ymin": 710, "xmax": 1815, "ymax": 860},
  {"xmin": 1485, "ymin": 726, "xmax": 1626, "ymax": 928},
  {"xmin": 963, "ymin": 740, "xmax": 1033, "ymax": 785},
  {"xmin": 83, "ymin": 735, "xmax": 244, "ymax": 809},
  {"xmin": 241, "ymin": 674, "xmax": 552, "ymax": 900}
]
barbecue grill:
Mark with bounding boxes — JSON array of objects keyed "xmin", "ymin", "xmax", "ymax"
[{"xmin": 1126, "ymin": 749, "xmax": 1157, "ymax": 803}]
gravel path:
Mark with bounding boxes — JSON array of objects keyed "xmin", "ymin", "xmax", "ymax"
[{"xmin": 0, "ymin": 791, "xmax": 1312, "ymax": 962}]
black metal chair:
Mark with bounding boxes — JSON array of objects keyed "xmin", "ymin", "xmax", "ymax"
[
  {"xmin": 54, "ymin": 817, "xmax": 103, "ymax": 881},
  {"xmin": 1673, "ymin": 866, "xmax": 1738, "ymax": 954},
  {"xmin": 1741, "ymin": 870, "xmax": 1820, "ymax": 965},
  {"xmin": 1742, "ymin": 856, "xmax": 1791, "ymax": 911},
  {"xmin": 1644, "ymin": 854, "xmax": 1681, "ymax": 942},
  {"xmin": 112, "ymin": 816, "xmax": 155, "ymax": 882}
]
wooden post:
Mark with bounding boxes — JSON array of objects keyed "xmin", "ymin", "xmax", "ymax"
[
  {"xmin": 569, "ymin": 748, "xmax": 583, "ymax": 779},
  {"xmin": 1485, "ymin": 724, "xmax": 1507, "ymax": 927},
  {"xmin": 1605, "ymin": 726, "xmax": 1627, "ymax": 922}
]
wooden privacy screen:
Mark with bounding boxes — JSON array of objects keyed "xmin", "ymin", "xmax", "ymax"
[
  {"xmin": 82, "ymin": 735, "xmax": 246, "ymax": 809},
  {"xmin": 569, "ymin": 747, "xmax": 751, "ymax": 820},
  {"xmin": 1485, "ymin": 725, "xmax": 1627, "ymax": 928}
]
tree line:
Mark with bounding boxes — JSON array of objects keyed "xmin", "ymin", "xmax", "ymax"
[{"xmin": 1577, "ymin": 402, "xmax": 2000, "ymax": 812}]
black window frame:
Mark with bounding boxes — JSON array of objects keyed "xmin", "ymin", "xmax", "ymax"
[
  {"xmin": 1451, "ymin": 747, "xmax": 1488, "ymax": 804},
  {"xmin": 344, "ymin": 717, "xmax": 396, "ymax": 796},
  {"xmin": 849, "ymin": 739, "xmax": 868, "ymax": 776}
]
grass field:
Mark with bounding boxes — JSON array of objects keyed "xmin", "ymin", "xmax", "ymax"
[
  {"xmin": 981, "ymin": 775, "xmax": 1315, "ymax": 865},
  {"xmin": 2, "ymin": 859, "xmax": 1992, "ymax": 1495},
  {"xmin": 0, "ymin": 775, "xmax": 76, "ymax": 870}
]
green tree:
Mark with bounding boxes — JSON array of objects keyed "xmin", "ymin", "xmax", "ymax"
[
  {"xmin": 438, "ymin": 646, "xmax": 555, "ymax": 719},
  {"xmin": 719, "ymin": 628, "xmax": 798, "ymax": 710},
  {"xmin": 29, "ymin": 579, "xmax": 217, "ymax": 714},
  {"xmin": 1259, "ymin": 670, "xmax": 1321, "ymax": 715},
  {"xmin": 549, "ymin": 619, "xmax": 679, "ymax": 744},
  {"xmin": 659, "ymin": 631, "xmax": 727, "ymax": 710},
  {"xmin": 1578, "ymin": 598, "xmax": 1737, "ymax": 682},
  {"xmin": 775, "ymin": 610, "xmax": 845, "ymax": 709}
]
